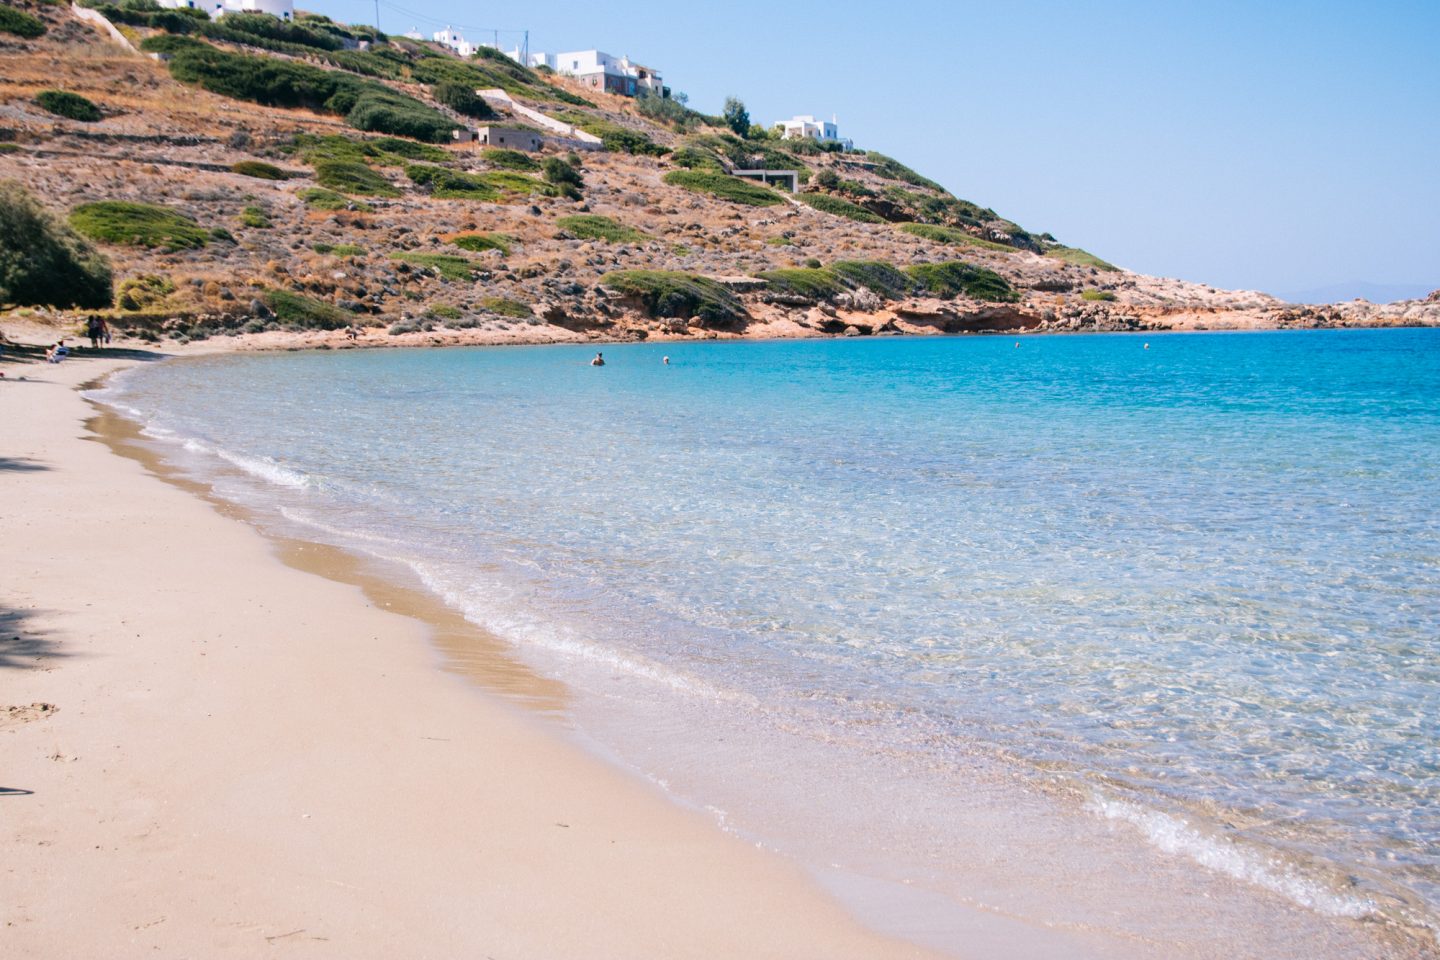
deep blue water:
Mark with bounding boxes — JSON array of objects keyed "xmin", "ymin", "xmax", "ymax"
[{"xmin": 104, "ymin": 329, "xmax": 1440, "ymax": 938}]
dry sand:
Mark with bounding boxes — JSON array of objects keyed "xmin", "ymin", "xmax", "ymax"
[{"xmin": 0, "ymin": 346, "xmax": 941, "ymax": 959}]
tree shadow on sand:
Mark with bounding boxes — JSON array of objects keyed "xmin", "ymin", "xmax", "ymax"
[{"xmin": 0, "ymin": 605, "xmax": 67, "ymax": 670}]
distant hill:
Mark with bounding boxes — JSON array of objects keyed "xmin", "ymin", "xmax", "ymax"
[{"xmin": 1, "ymin": 0, "xmax": 1436, "ymax": 343}]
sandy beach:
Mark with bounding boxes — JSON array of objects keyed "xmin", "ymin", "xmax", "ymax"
[{"xmin": 0, "ymin": 344, "xmax": 941, "ymax": 958}]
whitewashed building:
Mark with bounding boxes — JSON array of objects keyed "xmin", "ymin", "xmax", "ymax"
[
  {"xmin": 776, "ymin": 114, "xmax": 853, "ymax": 150},
  {"xmin": 430, "ymin": 26, "xmax": 477, "ymax": 57},
  {"xmin": 524, "ymin": 49, "xmax": 663, "ymax": 98},
  {"xmin": 158, "ymin": 0, "xmax": 294, "ymax": 20}
]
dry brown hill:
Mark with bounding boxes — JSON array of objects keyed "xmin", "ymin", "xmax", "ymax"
[{"xmin": 2, "ymin": 0, "xmax": 1435, "ymax": 349}]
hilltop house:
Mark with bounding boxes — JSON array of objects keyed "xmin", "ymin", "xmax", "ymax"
[
  {"xmin": 159, "ymin": 0, "xmax": 293, "ymax": 20},
  {"xmin": 429, "ymin": 26, "xmax": 476, "ymax": 57},
  {"xmin": 776, "ymin": 114, "xmax": 853, "ymax": 150},
  {"xmin": 526, "ymin": 50, "xmax": 664, "ymax": 98}
]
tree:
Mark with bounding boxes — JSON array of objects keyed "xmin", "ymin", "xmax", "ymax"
[
  {"xmin": 0, "ymin": 180, "xmax": 112, "ymax": 309},
  {"xmin": 432, "ymin": 81, "xmax": 496, "ymax": 120},
  {"xmin": 722, "ymin": 96, "xmax": 749, "ymax": 137}
]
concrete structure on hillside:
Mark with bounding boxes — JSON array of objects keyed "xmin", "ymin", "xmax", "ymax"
[
  {"xmin": 158, "ymin": 0, "xmax": 293, "ymax": 20},
  {"xmin": 525, "ymin": 50, "xmax": 664, "ymax": 98},
  {"xmin": 776, "ymin": 114, "xmax": 853, "ymax": 150},
  {"xmin": 454, "ymin": 125, "xmax": 544, "ymax": 152}
]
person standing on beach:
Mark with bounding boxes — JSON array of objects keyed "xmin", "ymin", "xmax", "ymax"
[{"xmin": 86, "ymin": 317, "xmax": 104, "ymax": 349}]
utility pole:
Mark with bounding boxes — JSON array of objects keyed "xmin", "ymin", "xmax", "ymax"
[
  {"xmin": 372, "ymin": 0, "xmax": 379, "ymax": 33},
  {"xmin": 523, "ymin": 29, "xmax": 528, "ymax": 65}
]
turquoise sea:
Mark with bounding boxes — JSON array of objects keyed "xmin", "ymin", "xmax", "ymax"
[{"xmin": 101, "ymin": 330, "xmax": 1440, "ymax": 956}]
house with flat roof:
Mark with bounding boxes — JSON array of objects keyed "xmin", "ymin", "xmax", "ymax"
[
  {"xmin": 776, "ymin": 114, "xmax": 853, "ymax": 150},
  {"xmin": 453, "ymin": 126, "xmax": 543, "ymax": 152},
  {"xmin": 159, "ymin": 0, "xmax": 293, "ymax": 20},
  {"xmin": 526, "ymin": 50, "xmax": 664, "ymax": 98}
]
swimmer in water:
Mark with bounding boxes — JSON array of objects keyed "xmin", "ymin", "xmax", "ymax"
[
  {"xmin": 591, "ymin": 352, "xmax": 605, "ymax": 366},
  {"xmin": 663, "ymin": 355, "xmax": 670, "ymax": 365}
]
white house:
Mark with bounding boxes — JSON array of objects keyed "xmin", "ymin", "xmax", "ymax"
[
  {"xmin": 524, "ymin": 49, "xmax": 663, "ymax": 98},
  {"xmin": 431, "ymin": 26, "xmax": 476, "ymax": 57},
  {"xmin": 158, "ymin": 0, "xmax": 293, "ymax": 20},
  {"xmin": 776, "ymin": 114, "xmax": 853, "ymax": 150}
]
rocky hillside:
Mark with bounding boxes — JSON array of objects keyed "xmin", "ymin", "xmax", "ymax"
[{"xmin": 1, "ymin": 0, "xmax": 1436, "ymax": 349}]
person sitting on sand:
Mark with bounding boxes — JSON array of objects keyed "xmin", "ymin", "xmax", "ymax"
[
  {"xmin": 46, "ymin": 341, "xmax": 69, "ymax": 363},
  {"xmin": 591, "ymin": 352, "xmax": 605, "ymax": 366}
]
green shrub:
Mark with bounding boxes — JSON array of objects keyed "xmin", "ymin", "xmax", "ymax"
[
  {"xmin": 69, "ymin": 200, "xmax": 209, "ymax": 250},
  {"xmin": 756, "ymin": 268, "xmax": 845, "ymax": 300},
  {"xmin": 486, "ymin": 148, "xmax": 539, "ymax": 171},
  {"xmin": 1046, "ymin": 246, "xmax": 1119, "ymax": 272},
  {"xmin": 405, "ymin": 164, "xmax": 545, "ymax": 201},
  {"xmin": 542, "ymin": 155, "xmax": 583, "ymax": 199},
  {"xmin": 232, "ymin": 159, "xmax": 289, "ymax": 180},
  {"xmin": 35, "ymin": 90, "xmax": 102, "ymax": 122},
  {"xmin": 451, "ymin": 232, "xmax": 511, "ymax": 255},
  {"xmin": 0, "ymin": 5, "xmax": 46, "ymax": 38},
  {"xmin": 556, "ymin": 215, "xmax": 647, "ymax": 244},
  {"xmin": 797, "ymin": 193, "xmax": 883, "ymax": 223},
  {"xmin": 813, "ymin": 169, "xmax": 839, "ymax": 190},
  {"xmin": 313, "ymin": 159, "xmax": 398, "ymax": 196},
  {"xmin": 115, "ymin": 274, "xmax": 174, "ymax": 310},
  {"xmin": 0, "ymin": 180, "xmax": 112, "ymax": 309},
  {"xmin": 765, "ymin": 236, "xmax": 793, "ymax": 246},
  {"xmin": 390, "ymin": 251, "xmax": 480, "ymax": 281},
  {"xmin": 829, "ymin": 261, "xmax": 916, "ymax": 300},
  {"xmin": 292, "ymin": 133, "xmax": 447, "ymax": 167},
  {"xmin": 1081, "ymin": 288, "xmax": 1118, "ymax": 301},
  {"xmin": 299, "ymin": 188, "xmax": 371, "ymax": 212},
  {"xmin": 433, "ymin": 81, "xmax": 495, "ymax": 120},
  {"xmin": 263, "ymin": 289, "xmax": 352, "ymax": 328},
  {"xmin": 208, "ymin": 11, "xmax": 344, "ymax": 50},
  {"xmin": 906, "ymin": 261, "xmax": 1017, "ymax": 302},
  {"xmin": 156, "ymin": 38, "xmax": 457, "ymax": 142},
  {"xmin": 662, "ymin": 170, "xmax": 783, "ymax": 206},
  {"xmin": 481, "ymin": 296, "xmax": 531, "ymax": 318},
  {"xmin": 425, "ymin": 303, "xmax": 462, "ymax": 319},
  {"xmin": 555, "ymin": 114, "xmax": 665, "ymax": 155},
  {"xmin": 898, "ymin": 222, "xmax": 1014, "ymax": 252},
  {"xmin": 240, "ymin": 205, "xmax": 271, "ymax": 228},
  {"xmin": 601, "ymin": 270, "xmax": 745, "ymax": 326}
]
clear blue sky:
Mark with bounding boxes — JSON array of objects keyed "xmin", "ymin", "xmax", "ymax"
[{"xmin": 322, "ymin": 0, "xmax": 1438, "ymax": 299}]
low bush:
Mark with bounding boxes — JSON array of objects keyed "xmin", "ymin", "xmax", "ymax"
[
  {"xmin": 556, "ymin": 114, "xmax": 666, "ymax": 155},
  {"xmin": 542, "ymin": 155, "xmax": 583, "ymax": 200},
  {"xmin": 433, "ymin": 81, "xmax": 496, "ymax": 120},
  {"xmin": 69, "ymin": 200, "xmax": 209, "ymax": 250},
  {"xmin": 299, "ymin": 188, "xmax": 371, "ymax": 212},
  {"xmin": 115, "ymin": 274, "xmax": 175, "ymax": 310},
  {"xmin": 905, "ymin": 261, "xmax": 1017, "ymax": 302},
  {"xmin": 601, "ymin": 270, "xmax": 745, "ymax": 326},
  {"xmin": 755, "ymin": 268, "xmax": 847, "ymax": 300},
  {"xmin": 662, "ymin": 170, "xmax": 783, "ymax": 206},
  {"xmin": 898, "ymin": 222, "xmax": 1014, "ymax": 252},
  {"xmin": 1046, "ymin": 246, "xmax": 1119, "ymax": 271},
  {"xmin": 1081, "ymin": 288, "xmax": 1118, "ymax": 301},
  {"xmin": 480, "ymin": 296, "xmax": 532, "ymax": 318},
  {"xmin": 390, "ymin": 251, "xmax": 480, "ymax": 281},
  {"xmin": 864, "ymin": 151, "xmax": 947, "ymax": 193},
  {"xmin": 240, "ymin": 205, "xmax": 271, "ymax": 228},
  {"xmin": 829, "ymin": 260, "xmax": 916, "ymax": 300},
  {"xmin": 313, "ymin": 159, "xmax": 398, "ymax": 196},
  {"xmin": 797, "ymin": 193, "xmax": 883, "ymax": 223},
  {"xmin": 405, "ymin": 164, "xmax": 545, "ymax": 201},
  {"xmin": 451, "ymin": 232, "xmax": 511, "ymax": 255},
  {"xmin": 232, "ymin": 159, "xmax": 288, "ymax": 180},
  {"xmin": 0, "ymin": 5, "xmax": 46, "ymax": 38},
  {"xmin": 486, "ymin": 148, "xmax": 539, "ymax": 171},
  {"xmin": 556, "ymin": 215, "xmax": 647, "ymax": 244},
  {"xmin": 263, "ymin": 289, "xmax": 352, "ymax": 328},
  {"xmin": 35, "ymin": 90, "xmax": 102, "ymax": 122},
  {"xmin": 0, "ymin": 180, "xmax": 112, "ymax": 309},
  {"xmin": 425, "ymin": 303, "xmax": 462, "ymax": 319},
  {"xmin": 312, "ymin": 242, "xmax": 365, "ymax": 255}
]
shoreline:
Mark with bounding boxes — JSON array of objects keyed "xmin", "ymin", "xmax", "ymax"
[
  {"xmin": 6, "ymin": 341, "xmax": 1433, "ymax": 960},
  {"xmin": 0, "ymin": 348, "xmax": 946, "ymax": 958}
]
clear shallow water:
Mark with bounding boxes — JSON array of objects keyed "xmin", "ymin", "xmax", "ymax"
[{"xmin": 103, "ymin": 331, "xmax": 1440, "ymax": 952}]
